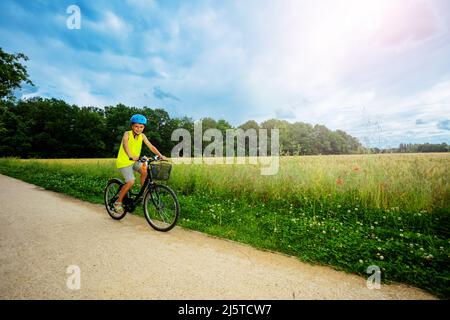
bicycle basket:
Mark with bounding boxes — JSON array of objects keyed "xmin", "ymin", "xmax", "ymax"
[{"xmin": 150, "ymin": 161, "xmax": 172, "ymax": 180}]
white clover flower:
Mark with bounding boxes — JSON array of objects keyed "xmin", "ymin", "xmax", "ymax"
[
  {"xmin": 380, "ymin": 256, "xmax": 384, "ymax": 260},
  {"xmin": 359, "ymin": 259, "xmax": 363, "ymax": 264}
]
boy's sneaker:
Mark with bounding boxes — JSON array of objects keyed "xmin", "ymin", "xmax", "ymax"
[{"xmin": 114, "ymin": 202, "xmax": 124, "ymax": 214}]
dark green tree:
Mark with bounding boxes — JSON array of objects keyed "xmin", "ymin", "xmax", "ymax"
[{"xmin": 0, "ymin": 48, "xmax": 34, "ymax": 100}]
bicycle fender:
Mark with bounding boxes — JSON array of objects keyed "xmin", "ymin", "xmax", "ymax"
[{"xmin": 107, "ymin": 178, "xmax": 124, "ymax": 186}]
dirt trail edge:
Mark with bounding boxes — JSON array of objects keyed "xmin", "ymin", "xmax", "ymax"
[{"xmin": 0, "ymin": 174, "xmax": 435, "ymax": 299}]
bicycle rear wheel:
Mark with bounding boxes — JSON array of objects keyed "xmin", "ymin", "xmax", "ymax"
[
  {"xmin": 143, "ymin": 184, "xmax": 179, "ymax": 232},
  {"xmin": 104, "ymin": 179, "xmax": 128, "ymax": 220}
]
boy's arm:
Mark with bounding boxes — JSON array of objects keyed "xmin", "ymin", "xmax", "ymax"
[
  {"xmin": 142, "ymin": 134, "xmax": 166, "ymax": 159},
  {"xmin": 123, "ymin": 132, "xmax": 139, "ymax": 161}
]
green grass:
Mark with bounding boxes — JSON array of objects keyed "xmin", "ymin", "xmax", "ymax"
[{"xmin": 0, "ymin": 154, "xmax": 448, "ymax": 298}]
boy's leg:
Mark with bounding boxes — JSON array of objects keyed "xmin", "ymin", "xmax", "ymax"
[
  {"xmin": 116, "ymin": 165, "xmax": 136, "ymax": 208},
  {"xmin": 118, "ymin": 180, "xmax": 134, "ymax": 203},
  {"xmin": 140, "ymin": 169, "xmax": 147, "ymax": 187},
  {"xmin": 132, "ymin": 161, "xmax": 147, "ymax": 187}
]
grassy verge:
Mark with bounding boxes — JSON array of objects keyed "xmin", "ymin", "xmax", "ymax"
[{"xmin": 0, "ymin": 156, "xmax": 448, "ymax": 298}]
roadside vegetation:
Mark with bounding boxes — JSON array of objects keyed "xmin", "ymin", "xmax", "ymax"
[{"xmin": 0, "ymin": 153, "xmax": 448, "ymax": 298}]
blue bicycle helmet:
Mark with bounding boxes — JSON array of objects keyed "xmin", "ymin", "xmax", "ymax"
[{"xmin": 130, "ymin": 114, "xmax": 147, "ymax": 126}]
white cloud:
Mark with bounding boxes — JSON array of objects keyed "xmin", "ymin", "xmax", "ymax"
[
  {"xmin": 345, "ymin": 78, "xmax": 450, "ymax": 146},
  {"xmin": 85, "ymin": 10, "xmax": 132, "ymax": 35}
]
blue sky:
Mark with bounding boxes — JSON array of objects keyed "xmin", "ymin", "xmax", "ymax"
[{"xmin": 1, "ymin": 0, "xmax": 450, "ymax": 148}]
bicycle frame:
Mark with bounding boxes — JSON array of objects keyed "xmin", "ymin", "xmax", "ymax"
[{"xmin": 122, "ymin": 158, "xmax": 160, "ymax": 212}]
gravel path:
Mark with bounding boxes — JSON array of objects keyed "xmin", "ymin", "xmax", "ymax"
[{"xmin": 0, "ymin": 174, "xmax": 436, "ymax": 299}]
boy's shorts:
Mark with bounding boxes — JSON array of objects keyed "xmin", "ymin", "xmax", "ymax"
[{"xmin": 118, "ymin": 161, "xmax": 144, "ymax": 182}]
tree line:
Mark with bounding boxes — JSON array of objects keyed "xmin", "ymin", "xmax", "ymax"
[
  {"xmin": 370, "ymin": 143, "xmax": 450, "ymax": 154},
  {"xmin": 0, "ymin": 97, "xmax": 368, "ymax": 158},
  {"xmin": 1, "ymin": 47, "xmax": 447, "ymax": 158}
]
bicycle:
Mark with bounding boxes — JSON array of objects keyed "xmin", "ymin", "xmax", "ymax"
[{"xmin": 104, "ymin": 155, "xmax": 180, "ymax": 232}]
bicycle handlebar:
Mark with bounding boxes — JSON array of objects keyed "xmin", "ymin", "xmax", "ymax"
[{"xmin": 139, "ymin": 155, "xmax": 169, "ymax": 163}]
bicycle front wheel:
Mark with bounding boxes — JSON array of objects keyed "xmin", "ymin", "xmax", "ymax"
[{"xmin": 143, "ymin": 184, "xmax": 179, "ymax": 232}]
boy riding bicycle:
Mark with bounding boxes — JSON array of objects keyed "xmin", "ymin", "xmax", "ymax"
[{"xmin": 114, "ymin": 114, "xmax": 167, "ymax": 214}]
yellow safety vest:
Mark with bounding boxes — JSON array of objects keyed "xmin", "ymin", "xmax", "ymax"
[{"xmin": 116, "ymin": 130, "xmax": 143, "ymax": 168}]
